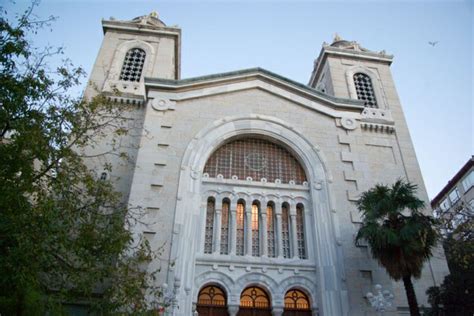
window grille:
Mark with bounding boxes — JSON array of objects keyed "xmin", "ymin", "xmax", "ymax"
[
  {"xmin": 198, "ymin": 285, "xmax": 227, "ymax": 306},
  {"xmin": 220, "ymin": 201, "xmax": 230, "ymax": 254},
  {"xmin": 296, "ymin": 205, "xmax": 306, "ymax": 259},
  {"xmin": 204, "ymin": 198, "xmax": 215, "ymax": 254},
  {"xmin": 284, "ymin": 289, "xmax": 311, "ymax": 310},
  {"xmin": 236, "ymin": 202, "xmax": 245, "ymax": 256},
  {"xmin": 267, "ymin": 204, "xmax": 276, "ymax": 258},
  {"xmin": 203, "ymin": 138, "xmax": 307, "ymax": 184},
  {"xmin": 251, "ymin": 204, "xmax": 260, "ymax": 256},
  {"xmin": 240, "ymin": 286, "xmax": 270, "ymax": 309},
  {"xmin": 119, "ymin": 48, "xmax": 146, "ymax": 82},
  {"xmin": 353, "ymin": 73, "xmax": 378, "ymax": 108},
  {"xmin": 282, "ymin": 204, "xmax": 291, "ymax": 258}
]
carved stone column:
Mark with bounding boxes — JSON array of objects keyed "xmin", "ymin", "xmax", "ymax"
[
  {"xmin": 272, "ymin": 306, "xmax": 284, "ymax": 316},
  {"xmin": 275, "ymin": 202, "xmax": 284, "ymax": 259},
  {"xmin": 230, "ymin": 200, "xmax": 238, "ymax": 255},
  {"xmin": 290, "ymin": 203, "xmax": 299, "ymax": 259},
  {"xmin": 260, "ymin": 202, "xmax": 268, "ymax": 257},
  {"xmin": 214, "ymin": 207, "xmax": 222, "ymax": 254},
  {"xmin": 228, "ymin": 304, "xmax": 240, "ymax": 316},
  {"xmin": 245, "ymin": 205, "xmax": 252, "ymax": 256}
]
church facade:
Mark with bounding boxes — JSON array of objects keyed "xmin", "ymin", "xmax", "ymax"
[{"xmin": 84, "ymin": 13, "xmax": 449, "ymax": 316}]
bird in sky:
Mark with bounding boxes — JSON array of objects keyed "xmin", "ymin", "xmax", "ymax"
[{"xmin": 428, "ymin": 41, "xmax": 439, "ymax": 47}]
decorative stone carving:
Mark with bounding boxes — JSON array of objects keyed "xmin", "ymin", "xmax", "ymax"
[
  {"xmin": 340, "ymin": 117, "xmax": 358, "ymax": 130},
  {"xmin": 150, "ymin": 98, "xmax": 176, "ymax": 111}
]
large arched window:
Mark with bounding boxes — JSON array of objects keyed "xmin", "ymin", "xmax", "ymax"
[
  {"xmin": 204, "ymin": 197, "xmax": 215, "ymax": 254},
  {"xmin": 203, "ymin": 138, "xmax": 307, "ymax": 184},
  {"xmin": 119, "ymin": 48, "xmax": 146, "ymax": 82},
  {"xmin": 353, "ymin": 72, "xmax": 378, "ymax": 108}
]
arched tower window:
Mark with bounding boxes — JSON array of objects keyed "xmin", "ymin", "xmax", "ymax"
[
  {"xmin": 220, "ymin": 199, "xmax": 230, "ymax": 255},
  {"xmin": 284, "ymin": 289, "xmax": 311, "ymax": 311},
  {"xmin": 296, "ymin": 204, "xmax": 306, "ymax": 259},
  {"xmin": 204, "ymin": 197, "xmax": 215, "ymax": 254},
  {"xmin": 282, "ymin": 203, "xmax": 291, "ymax": 258},
  {"xmin": 251, "ymin": 201, "xmax": 260, "ymax": 256},
  {"xmin": 119, "ymin": 48, "xmax": 146, "ymax": 82},
  {"xmin": 267, "ymin": 202, "xmax": 276, "ymax": 258},
  {"xmin": 353, "ymin": 73, "xmax": 378, "ymax": 108},
  {"xmin": 236, "ymin": 200, "xmax": 245, "ymax": 256}
]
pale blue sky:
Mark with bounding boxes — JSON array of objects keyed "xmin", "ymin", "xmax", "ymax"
[{"xmin": 5, "ymin": 0, "xmax": 473, "ymax": 198}]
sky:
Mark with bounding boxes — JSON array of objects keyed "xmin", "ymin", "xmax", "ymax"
[{"xmin": 4, "ymin": 0, "xmax": 473, "ymax": 199}]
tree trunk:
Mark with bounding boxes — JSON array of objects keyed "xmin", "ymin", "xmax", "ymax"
[{"xmin": 402, "ymin": 275, "xmax": 420, "ymax": 316}]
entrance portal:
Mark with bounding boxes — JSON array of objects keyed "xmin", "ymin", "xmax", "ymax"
[
  {"xmin": 283, "ymin": 289, "xmax": 312, "ymax": 316},
  {"xmin": 237, "ymin": 286, "xmax": 272, "ymax": 316},
  {"xmin": 197, "ymin": 285, "xmax": 229, "ymax": 316}
]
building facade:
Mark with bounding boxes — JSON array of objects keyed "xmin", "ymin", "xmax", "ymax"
[
  {"xmin": 84, "ymin": 13, "xmax": 449, "ymax": 316},
  {"xmin": 431, "ymin": 157, "xmax": 474, "ymax": 232}
]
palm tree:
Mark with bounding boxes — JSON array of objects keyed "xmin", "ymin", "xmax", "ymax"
[{"xmin": 355, "ymin": 179, "xmax": 439, "ymax": 316}]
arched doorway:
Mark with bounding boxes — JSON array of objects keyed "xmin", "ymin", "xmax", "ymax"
[
  {"xmin": 283, "ymin": 289, "xmax": 312, "ymax": 316},
  {"xmin": 237, "ymin": 286, "xmax": 272, "ymax": 316},
  {"xmin": 197, "ymin": 285, "xmax": 229, "ymax": 316}
]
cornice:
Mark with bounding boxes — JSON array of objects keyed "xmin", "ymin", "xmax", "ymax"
[{"xmin": 145, "ymin": 68, "xmax": 365, "ymax": 113}]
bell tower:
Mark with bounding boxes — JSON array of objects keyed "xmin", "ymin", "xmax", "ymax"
[
  {"xmin": 85, "ymin": 12, "xmax": 181, "ymax": 104},
  {"xmin": 82, "ymin": 13, "xmax": 181, "ymax": 204}
]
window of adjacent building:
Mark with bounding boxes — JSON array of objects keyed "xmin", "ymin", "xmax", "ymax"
[
  {"xmin": 462, "ymin": 170, "xmax": 474, "ymax": 192},
  {"xmin": 119, "ymin": 48, "xmax": 146, "ymax": 82},
  {"xmin": 439, "ymin": 198, "xmax": 450, "ymax": 212},
  {"xmin": 448, "ymin": 188, "xmax": 460, "ymax": 204},
  {"xmin": 353, "ymin": 73, "xmax": 378, "ymax": 108}
]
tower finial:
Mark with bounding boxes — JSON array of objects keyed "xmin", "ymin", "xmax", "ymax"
[
  {"xmin": 150, "ymin": 11, "xmax": 158, "ymax": 18},
  {"xmin": 333, "ymin": 33, "xmax": 342, "ymax": 42}
]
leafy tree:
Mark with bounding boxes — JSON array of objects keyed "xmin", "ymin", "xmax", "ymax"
[
  {"xmin": 0, "ymin": 2, "xmax": 161, "ymax": 314},
  {"xmin": 355, "ymin": 180, "xmax": 439, "ymax": 316},
  {"xmin": 425, "ymin": 202, "xmax": 474, "ymax": 315}
]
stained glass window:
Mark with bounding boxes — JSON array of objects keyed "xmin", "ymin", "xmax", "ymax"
[
  {"xmin": 267, "ymin": 203, "xmax": 276, "ymax": 258},
  {"xmin": 119, "ymin": 48, "xmax": 146, "ymax": 82},
  {"xmin": 282, "ymin": 204, "xmax": 291, "ymax": 258},
  {"xmin": 296, "ymin": 204, "xmax": 306, "ymax": 259},
  {"xmin": 220, "ymin": 200, "xmax": 230, "ymax": 255},
  {"xmin": 236, "ymin": 202, "xmax": 245, "ymax": 256},
  {"xmin": 353, "ymin": 73, "xmax": 377, "ymax": 108},
  {"xmin": 284, "ymin": 289, "xmax": 311, "ymax": 310},
  {"xmin": 203, "ymin": 138, "xmax": 307, "ymax": 184},
  {"xmin": 251, "ymin": 203, "xmax": 260, "ymax": 256},
  {"xmin": 204, "ymin": 198, "xmax": 215, "ymax": 254}
]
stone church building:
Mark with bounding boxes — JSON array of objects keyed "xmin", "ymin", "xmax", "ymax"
[{"xmin": 84, "ymin": 12, "xmax": 449, "ymax": 316}]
